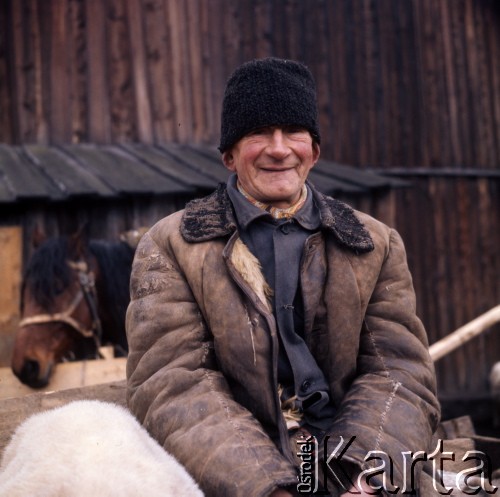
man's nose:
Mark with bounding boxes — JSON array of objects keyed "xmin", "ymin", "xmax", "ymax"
[{"xmin": 266, "ymin": 129, "xmax": 290, "ymax": 157}]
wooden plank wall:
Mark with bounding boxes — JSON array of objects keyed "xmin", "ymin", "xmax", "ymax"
[
  {"xmin": 2, "ymin": 195, "xmax": 193, "ymax": 265},
  {"xmin": 0, "ymin": 0, "xmax": 498, "ymax": 169},
  {"xmin": 395, "ymin": 176, "xmax": 500, "ymax": 397},
  {"xmin": 0, "ymin": 227, "xmax": 22, "ymax": 367},
  {"xmin": 0, "ymin": 358, "xmax": 126, "ymax": 400},
  {"xmin": 0, "ymin": 0, "xmax": 499, "ymax": 397}
]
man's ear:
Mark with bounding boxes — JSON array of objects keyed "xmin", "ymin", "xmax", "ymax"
[
  {"xmin": 312, "ymin": 142, "xmax": 321, "ymax": 165},
  {"xmin": 222, "ymin": 151, "xmax": 236, "ymax": 171}
]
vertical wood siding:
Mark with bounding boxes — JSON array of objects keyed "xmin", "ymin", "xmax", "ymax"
[
  {"xmin": 0, "ymin": 0, "xmax": 499, "ymax": 396},
  {"xmin": 394, "ymin": 176, "xmax": 500, "ymax": 396},
  {"xmin": 1, "ymin": 0, "xmax": 499, "ymax": 169}
]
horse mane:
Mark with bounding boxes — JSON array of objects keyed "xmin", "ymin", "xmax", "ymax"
[
  {"xmin": 22, "ymin": 237, "xmax": 73, "ymax": 312},
  {"xmin": 89, "ymin": 239, "xmax": 134, "ymax": 334},
  {"xmin": 22, "ymin": 236, "xmax": 134, "ymax": 338}
]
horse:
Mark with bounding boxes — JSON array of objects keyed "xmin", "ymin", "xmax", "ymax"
[{"xmin": 11, "ymin": 228, "xmax": 141, "ymax": 388}]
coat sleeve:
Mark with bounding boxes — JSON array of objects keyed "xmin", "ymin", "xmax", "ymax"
[
  {"xmin": 125, "ymin": 224, "xmax": 297, "ymax": 497},
  {"xmin": 326, "ymin": 228, "xmax": 440, "ymax": 494}
]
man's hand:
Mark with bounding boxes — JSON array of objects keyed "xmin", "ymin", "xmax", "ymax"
[{"xmin": 269, "ymin": 489, "xmax": 293, "ymax": 497}]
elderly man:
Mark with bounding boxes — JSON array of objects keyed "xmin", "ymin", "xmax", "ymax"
[{"xmin": 126, "ymin": 58, "xmax": 440, "ymax": 497}]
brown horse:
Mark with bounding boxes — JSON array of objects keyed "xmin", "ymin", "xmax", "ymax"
[{"xmin": 11, "ymin": 230, "xmax": 135, "ymax": 388}]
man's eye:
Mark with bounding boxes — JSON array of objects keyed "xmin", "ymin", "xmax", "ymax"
[
  {"xmin": 284, "ymin": 126, "xmax": 306, "ymax": 134},
  {"xmin": 248, "ymin": 128, "xmax": 268, "ymax": 136}
]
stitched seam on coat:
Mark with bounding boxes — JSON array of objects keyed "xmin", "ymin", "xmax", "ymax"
[
  {"xmin": 366, "ymin": 324, "xmax": 390, "ymax": 378},
  {"xmin": 366, "ymin": 324, "xmax": 402, "ymax": 452},
  {"xmin": 244, "ymin": 305, "xmax": 257, "ymax": 366},
  {"xmin": 374, "ymin": 381, "xmax": 401, "ymax": 452},
  {"xmin": 200, "ymin": 341, "xmax": 211, "ymax": 364}
]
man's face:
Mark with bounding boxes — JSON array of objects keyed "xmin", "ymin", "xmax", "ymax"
[{"xmin": 222, "ymin": 126, "xmax": 320, "ymax": 209}]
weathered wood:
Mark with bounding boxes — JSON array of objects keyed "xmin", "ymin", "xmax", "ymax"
[
  {"xmin": 126, "ymin": 0, "xmax": 153, "ymax": 143},
  {"xmin": 85, "ymin": 0, "xmax": 111, "ymax": 142},
  {"xmin": 0, "ymin": 145, "xmax": 58, "ymax": 199},
  {"xmin": 185, "ymin": 0, "xmax": 205, "ymax": 143},
  {"xmin": 0, "ymin": 358, "xmax": 126, "ymax": 400},
  {"xmin": 10, "ymin": 0, "xmax": 26, "ymax": 142},
  {"xmin": 477, "ymin": 179, "xmax": 500, "ymax": 371},
  {"xmin": 48, "ymin": 0, "xmax": 71, "ymax": 143},
  {"xmin": 309, "ymin": 167, "xmax": 365, "ymax": 194},
  {"xmin": 142, "ymin": 0, "xmax": 175, "ymax": 142},
  {"xmin": 430, "ymin": 306, "xmax": 500, "ymax": 363},
  {"xmin": 24, "ymin": 145, "xmax": 108, "ymax": 196},
  {"xmin": 0, "ymin": 227, "xmax": 21, "ymax": 367},
  {"xmin": 119, "ymin": 143, "xmax": 211, "ymax": 189},
  {"xmin": 166, "ymin": 0, "xmax": 192, "ymax": 142},
  {"xmin": 67, "ymin": 0, "xmax": 86, "ymax": 143},
  {"xmin": 0, "ymin": 380, "xmax": 127, "ymax": 459},
  {"xmin": 107, "ymin": 0, "xmax": 137, "ymax": 143},
  {"xmin": 0, "ymin": 0, "xmax": 499, "ymax": 168},
  {"xmin": 60, "ymin": 144, "xmax": 176, "ymax": 194},
  {"xmin": 485, "ymin": 2, "xmax": 500, "ymax": 156},
  {"xmin": 19, "ymin": 0, "xmax": 40, "ymax": 143},
  {"xmin": 0, "ymin": 1, "xmax": 12, "ymax": 143},
  {"xmin": 160, "ymin": 144, "xmax": 229, "ymax": 183},
  {"xmin": 389, "ymin": 175, "xmax": 500, "ymax": 398},
  {"xmin": 440, "ymin": 1, "xmax": 460, "ymax": 166},
  {"xmin": 0, "ymin": 228, "xmax": 22, "ymax": 308}
]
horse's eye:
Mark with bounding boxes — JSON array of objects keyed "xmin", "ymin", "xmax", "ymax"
[{"xmin": 53, "ymin": 279, "xmax": 68, "ymax": 295}]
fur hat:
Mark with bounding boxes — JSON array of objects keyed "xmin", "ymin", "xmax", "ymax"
[{"xmin": 219, "ymin": 57, "xmax": 321, "ymax": 152}]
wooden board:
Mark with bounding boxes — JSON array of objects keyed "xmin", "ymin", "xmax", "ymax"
[
  {"xmin": 0, "ymin": 226, "xmax": 22, "ymax": 367},
  {"xmin": 0, "ymin": 380, "xmax": 127, "ymax": 460},
  {"xmin": 61, "ymin": 144, "xmax": 181, "ymax": 195},
  {"xmin": 0, "ymin": 357, "xmax": 126, "ymax": 400},
  {"xmin": 122, "ymin": 143, "xmax": 215, "ymax": 189},
  {"xmin": 25, "ymin": 145, "xmax": 113, "ymax": 196},
  {"xmin": 0, "ymin": 145, "xmax": 59, "ymax": 200},
  {"xmin": 2, "ymin": 1, "xmax": 500, "ymax": 168}
]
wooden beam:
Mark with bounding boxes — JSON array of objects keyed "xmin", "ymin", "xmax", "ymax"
[
  {"xmin": 430, "ymin": 306, "xmax": 500, "ymax": 362},
  {"xmin": 0, "ymin": 226, "xmax": 22, "ymax": 367},
  {"xmin": 0, "ymin": 357, "xmax": 126, "ymax": 400}
]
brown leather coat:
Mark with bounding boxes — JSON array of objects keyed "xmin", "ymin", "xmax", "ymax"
[{"xmin": 126, "ymin": 183, "xmax": 440, "ymax": 497}]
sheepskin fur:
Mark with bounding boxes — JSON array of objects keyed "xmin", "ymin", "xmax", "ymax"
[
  {"xmin": 0, "ymin": 400, "xmax": 203, "ymax": 497},
  {"xmin": 231, "ymin": 238, "xmax": 273, "ymax": 311}
]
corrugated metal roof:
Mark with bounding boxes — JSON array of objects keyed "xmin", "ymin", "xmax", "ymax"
[{"xmin": 0, "ymin": 143, "xmax": 407, "ymax": 203}]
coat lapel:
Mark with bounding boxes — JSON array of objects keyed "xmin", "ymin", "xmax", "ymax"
[
  {"xmin": 181, "ymin": 182, "xmax": 375, "ymax": 254},
  {"xmin": 319, "ymin": 239, "xmax": 365, "ymax": 402}
]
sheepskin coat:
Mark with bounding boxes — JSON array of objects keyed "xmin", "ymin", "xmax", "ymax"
[{"xmin": 126, "ymin": 182, "xmax": 440, "ymax": 497}]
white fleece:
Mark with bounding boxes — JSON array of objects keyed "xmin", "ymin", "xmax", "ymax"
[{"xmin": 0, "ymin": 400, "xmax": 203, "ymax": 497}]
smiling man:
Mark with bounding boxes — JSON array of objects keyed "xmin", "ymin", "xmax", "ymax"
[
  {"xmin": 223, "ymin": 125, "xmax": 319, "ymax": 209},
  {"xmin": 126, "ymin": 58, "xmax": 440, "ymax": 497}
]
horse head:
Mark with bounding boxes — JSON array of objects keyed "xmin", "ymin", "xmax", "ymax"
[{"xmin": 11, "ymin": 229, "xmax": 104, "ymax": 388}]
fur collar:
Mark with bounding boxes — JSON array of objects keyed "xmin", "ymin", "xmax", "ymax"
[{"xmin": 181, "ymin": 182, "xmax": 374, "ymax": 253}]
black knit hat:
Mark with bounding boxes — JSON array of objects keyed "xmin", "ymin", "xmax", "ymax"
[{"xmin": 219, "ymin": 57, "xmax": 321, "ymax": 152}]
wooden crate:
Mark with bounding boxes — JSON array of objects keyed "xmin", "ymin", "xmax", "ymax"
[
  {"xmin": 0, "ymin": 226, "xmax": 22, "ymax": 367},
  {"xmin": 0, "ymin": 356, "xmax": 126, "ymax": 400}
]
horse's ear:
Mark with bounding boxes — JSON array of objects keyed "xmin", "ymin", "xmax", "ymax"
[
  {"xmin": 31, "ymin": 224, "xmax": 47, "ymax": 249},
  {"xmin": 68, "ymin": 222, "xmax": 89, "ymax": 259}
]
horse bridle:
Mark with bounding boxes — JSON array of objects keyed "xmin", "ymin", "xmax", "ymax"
[{"xmin": 19, "ymin": 260, "xmax": 103, "ymax": 350}]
